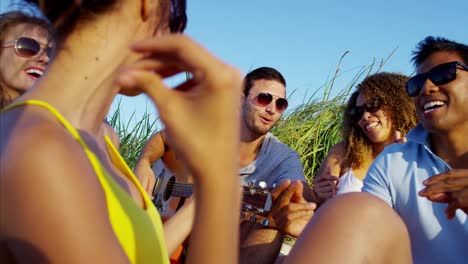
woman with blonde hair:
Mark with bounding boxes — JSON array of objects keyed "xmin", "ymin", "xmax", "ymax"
[{"xmin": 0, "ymin": 11, "xmax": 53, "ymax": 108}]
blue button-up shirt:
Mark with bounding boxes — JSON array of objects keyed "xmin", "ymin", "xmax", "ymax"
[{"xmin": 363, "ymin": 124, "xmax": 468, "ymax": 264}]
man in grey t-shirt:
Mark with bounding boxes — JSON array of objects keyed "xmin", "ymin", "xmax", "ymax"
[
  {"xmin": 239, "ymin": 132, "xmax": 305, "ymax": 188},
  {"xmin": 134, "ymin": 67, "xmax": 316, "ymax": 264},
  {"xmin": 239, "ymin": 67, "xmax": 316, "ymax": 264},
  {"xmin": 238, "ymin": 67, "xmax": 305, "ymax": 188}
]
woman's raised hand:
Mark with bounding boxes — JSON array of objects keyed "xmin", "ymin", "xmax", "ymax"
[
  {"xmin": 116, "ymin": 35, "xmax": 242, "ymax": 182},
  {"xmin": 116, "ymin": 34, "xmax": 242, "ymax": 264}
]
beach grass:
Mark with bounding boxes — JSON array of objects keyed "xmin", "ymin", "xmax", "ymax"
[{"xmin": 107, "ymin": 100, "xmax": 159, "ymax": 169}]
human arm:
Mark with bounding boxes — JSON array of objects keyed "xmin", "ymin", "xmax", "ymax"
[
  {"xmin": 135, "ymin": 131, "xmax": 194, "ymax": 253},
  {"xmin": 269, "ymin": 180, "xmax": 316, "ymax": 237},
  {"xmin": 2, "ymin": 126, "xmax": 129, "ymax": 263},
  {"xmin": 312, "ymin": 142, "xmax": 346, "ymax": 204},
  {"xmin": 116, "ymin": 35, "xmax": 242, "ymax": 264},
  {"xmin": 240, "ymin": 221, "xmax": 284, "ymax": 264},
  {"xmin": 163, "ymin": 198, "xmax": 195, "ymax": 255},
  {"xmin": 133, "ymin": 131, "xmax": 165, "ymax": 197},
  {"xmin": 242, "ymin": 180, "xmax": 316, "ymax": 264},
  {"xmin": 240, "ymin": 156, "xmax": 314, "ymax": 263},
  {"xmin": 418, "ymin": 169, "xmax": 468, "ymax": 219},
  {"xmin": 361, "ymin": 155, "xmax": 393, "ymax": 207}
]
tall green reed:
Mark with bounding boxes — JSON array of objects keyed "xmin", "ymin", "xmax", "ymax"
[{"xmin": 107, "ymin": 100, "xmax": 159, "ymax": 169}]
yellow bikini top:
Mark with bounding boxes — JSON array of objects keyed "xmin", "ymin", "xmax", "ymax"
[{"xmin": 1, "ymin": 100, "xmax": 169, "ymax": 264}]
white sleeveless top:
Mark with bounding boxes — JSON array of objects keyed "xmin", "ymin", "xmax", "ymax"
[{"xmin": 336, "ymin": 169, "xmax": 363, "ymax": 195}]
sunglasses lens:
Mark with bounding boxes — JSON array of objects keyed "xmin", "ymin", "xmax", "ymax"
[
  {"xmin": 406, "ymin": 62, "xmax": 459, "ymax": 97},
  {"xmin": 350, "ymin": 98, "xmax": 381, "ymax": 122},
  {"xmin": 16, "ymin": 37, "xmax": 40, "ymax": 57},
  {"xmin": 366, "ymin": 98, "xmax": 381, "ymax": 113},
  {"xmin": 276, "ymin": 98, "xmax": 288, "ymax": 112},
  {"xmin": 406, "ymin": 74, "xmax": 425, "ymax": 97},
  {"xmin": 45, "ymin": 46, "xmax": 54, "ymax": 58},
  {"xmin": 430, "ymin": 63, "xmax": 457, "ymax": 86},
  {"xmin": 350, "ymin": 107, "xmax": 363, "ymax": 123},
  {"xmin": 256, "ymin": 93, "xmax": 273, "ymax": 106}
]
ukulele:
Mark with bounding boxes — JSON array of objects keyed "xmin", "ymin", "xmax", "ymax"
[
  {"xmin": 151, "ymin": 157, "xmax": 274, "ymax": 264},
  {"xmin": 151, "ymin": 158, "xmax": 192, "ymax": 221},
  {"xmin": 152, "ymin": 159, "xmax": 273, "ymax": 225}
]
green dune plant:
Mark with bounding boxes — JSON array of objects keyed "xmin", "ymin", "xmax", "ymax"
[{"xmin": 107, "ymin": 100, "xmax": 159, "ymax": 169}]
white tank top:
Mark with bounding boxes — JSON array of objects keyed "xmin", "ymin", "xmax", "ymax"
[{"xmin": 336, "ymin": 169, "xmax": 363, "ymax": 195}]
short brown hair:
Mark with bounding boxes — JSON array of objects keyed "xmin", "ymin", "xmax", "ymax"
[{"xmin": 243, "ymin": 67, "xmax": 286, "ymax": 96}]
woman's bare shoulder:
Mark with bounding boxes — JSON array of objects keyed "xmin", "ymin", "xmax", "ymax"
[
  {"xmin": 1, "ymin": 120, "xmax": 127, "ymax": 263},
  {"xmin": 2, "ymin": 118, "xmax": 97, "ymax": 194}
]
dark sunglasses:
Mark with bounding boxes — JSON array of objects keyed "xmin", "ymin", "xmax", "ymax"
[
  {"xmin": 254, "ymin": 92, "xmax": 289, "ymax": 113},
  {"xmin": 349, "ymin": 97, "xmax": 383, "ymax": 123},
  {"xmin": 1, "ymin": 37, "xmax": 53, "ymax": 58},
  {"xmin": 406, "ymin": 61, "xmax": 468, "ymax": 97}
]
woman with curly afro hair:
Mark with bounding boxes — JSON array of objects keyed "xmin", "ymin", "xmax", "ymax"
[{"xmin": 313, "ymin": 72, "xmax": 418, "ymax": 203}]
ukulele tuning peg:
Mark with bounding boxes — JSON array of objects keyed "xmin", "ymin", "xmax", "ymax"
[
  {"xmin": 248, "ymin": 180, "xmax": 256, "ymax": 195},
  {"xmin": 261, "ymin": 218, "xmax": 269, "ymax": 227},
  {"xmin": 258, "ymin": 181, "xmax": 267, "ymax": 189},
  {"xmin": 249, "ymin": 215, "xmax": 257, "ymax": 222}
]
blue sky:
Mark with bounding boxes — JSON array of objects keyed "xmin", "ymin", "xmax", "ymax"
[{"xmin": 2, "ymin": 0, "xmax": 468, "ymax": 127}]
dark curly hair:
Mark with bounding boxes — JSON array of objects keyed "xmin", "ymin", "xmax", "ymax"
[
  {"xmin": 412, "ymin": 36, "xmax": 468, "ymax": 67},
  {"xmin": 342, "ymin": 72, "xmax": 418, "ymax": 169}
]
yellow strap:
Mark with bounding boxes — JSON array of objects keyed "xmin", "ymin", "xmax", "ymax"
[
  {"xmin": 1, "ymin": 100, "xmax": 125, "ymax": 201},
  {"xmin": 104, "ymin": 136, "xmax": 151, "ymax": 209},
  {"xmin": 2, "ymin": 100, "xmax": 86, "ymax": 148}
]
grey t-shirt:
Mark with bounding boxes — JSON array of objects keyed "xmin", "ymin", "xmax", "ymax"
[{"xmin": 240, "ymin": 133, "xmax": 306, "ymax": 187}]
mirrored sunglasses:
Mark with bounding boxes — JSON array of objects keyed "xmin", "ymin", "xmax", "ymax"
[
  {"xmin": 254, "ymin": 92, "xmax": 288, "ymax": 113},
  {"xmin": 1, "ymin": 37, "xmax": 53, "ymax": 58}
]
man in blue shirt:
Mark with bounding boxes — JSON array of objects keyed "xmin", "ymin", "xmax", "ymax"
[
  {"xmin": 285, "ymin": 36, "xmax": 468, "ymax": 264},
  {"xmin": 362, "ymin": 36, "xmax": 468, "ymax": 263}
]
